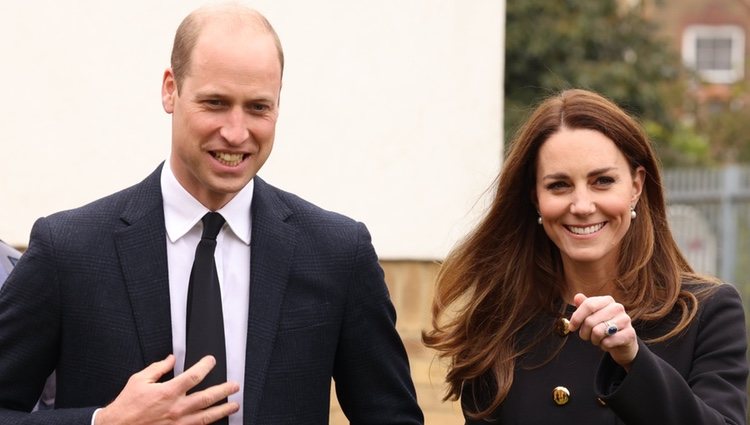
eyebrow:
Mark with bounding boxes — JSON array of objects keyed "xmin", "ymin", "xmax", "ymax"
[
  {"xmin": 541, "ymin": 166, "xmax": 617, "ymax": 181},
  {"xmin": 194, "ymin": 92, "xmax": 226, "ymax": 100},
  {"xmin": 194, "ymin": 92, "xmax": 276, "ymax": 105}
]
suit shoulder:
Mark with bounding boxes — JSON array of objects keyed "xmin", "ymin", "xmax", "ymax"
[
  {"xmin": 259, "ymin": 179, "xmax": 360, "ymax": 227},
  {"xmin": 44, "ymin": 167, "xmax": 161, "ymax": 224},
  {"xmin": 255, "ymin": 179, "xmax": 373, "ymax": 255}
]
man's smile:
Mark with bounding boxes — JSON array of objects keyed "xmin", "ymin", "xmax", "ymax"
[{"xmin": 212, "ymin": 151, "xmax": 246, "ymax": 166}]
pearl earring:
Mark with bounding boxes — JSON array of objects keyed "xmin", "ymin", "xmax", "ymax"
[
  {"xmin": 537, "ymin": 216, "xmax": 543, "ymax": 225},
  {"xmin": 630, "ymin": 206, "xmax": 637, "ymax": 220}
]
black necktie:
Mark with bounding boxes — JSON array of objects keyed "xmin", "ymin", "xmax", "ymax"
[{"xmin": 185, "ymin": 212, "xmax": 228, "ymax": 410}]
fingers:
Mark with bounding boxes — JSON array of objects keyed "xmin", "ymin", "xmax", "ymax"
[
  {"xmin": 589, "ymin": 314, "xmax": 626, "ymax": 346},
  {"xmin": 194, "ymin": 400, "xmax": 241, "ymax": 424},
  {"xmin": 172, "ymin": 355, "xmax": 217, "ymax": 394},
  {"xmin": 168, "ymin": 382, "xmax": 240, "ymax": 422},
  {"xmin": 185, "ymin": 381, "xmax": 241, "ymax": 410},
  {"xmin": 572, "ymin": 293, "xmax": 587, "ymax": 307},
  {"xmin": 137, "ymin": 354, "xmax": 176, "ymax": 383},
  {"xmin": 567, "ymin": 293, "xmax": 639, "ymax": 368},
  {"xmin": 568, "ymin": 294, "xmax": 618, "ymax": 335},
  {"xmin": 169, "ymin": 355, "xmax": 240, "ymax": 402},
  {"xmin": 568, "ymin": 293, "xmax": 631, "ymax": 343},
  {"xmin": 156, "ymin": 358, "xmax": 241, "ymax": 422},
  {"xmin": 97, "ymin": 355, "xmax": 239, "ymax": 425}
]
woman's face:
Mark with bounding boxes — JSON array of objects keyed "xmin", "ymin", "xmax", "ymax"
[{"xmin": 534, "ymin": 127, "xmax": 644, "ymax": 271}]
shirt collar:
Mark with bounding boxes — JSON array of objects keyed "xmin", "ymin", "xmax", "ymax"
[{"xmin": 161, "ymin": 160, "xmax": 253, "ymax": 245}]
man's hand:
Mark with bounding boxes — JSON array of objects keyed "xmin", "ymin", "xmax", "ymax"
[{"xmin": 95, "ymin": 354, "xmax": 239, "ymax": 425}]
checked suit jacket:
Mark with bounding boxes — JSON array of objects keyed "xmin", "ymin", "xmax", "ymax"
[{"xmin": 0, "ymin": 165, "xmax": 423, "ymax": 424}]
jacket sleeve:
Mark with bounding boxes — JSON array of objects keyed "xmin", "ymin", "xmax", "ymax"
[
  {"xmin": 596, "ymin": 283, "xmax": 748, "ymax": 425},
  {"xmin": 331, "ymin": 223, "xmax": 424, "ymax": 425},
  {"xmin": 0, "ymin": 218, "xmax": 97, "ymax": 425}
]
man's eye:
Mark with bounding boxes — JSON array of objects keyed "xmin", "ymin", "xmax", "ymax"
[{"xmin": 249, "ymin": 104, "xmax": 269, "ymax": 112}]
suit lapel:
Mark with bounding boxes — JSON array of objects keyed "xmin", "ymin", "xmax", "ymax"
[
  {"xmin": 114, "ymin": 165, "xmax": 174, "ymax": 376},
  {"xmin": 243, "ymin": 177, "xmax": 298, "ymax": 423}
]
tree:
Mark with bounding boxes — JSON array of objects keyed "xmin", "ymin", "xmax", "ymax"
[
  {"xmin": 689, "ymin": 82, "xmax": 750, "ymax": 164},
  {"xmin": 504, "ymin": 0, "xmax": 710, "ymax": 166}
]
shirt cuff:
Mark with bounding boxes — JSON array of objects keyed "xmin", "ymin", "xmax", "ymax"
[{"xmin": 91, "ymin": 407, "xmax": 102, "ymax": 425}]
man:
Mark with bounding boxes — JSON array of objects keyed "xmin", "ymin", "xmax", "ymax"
[
  {"xmin": 0, "ymin": 240, "xmax": 20, "ymax": 286},
  {"xmin": 0, "ymin": 240, "xmax": 55, "ymax": 412},
  {"xmin": 0, "ymin": 5, "xmax": 423, "ymax": 425}
]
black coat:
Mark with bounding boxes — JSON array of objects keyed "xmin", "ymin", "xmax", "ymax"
[
  {"xmin": 0, "ymin": 165, "xmax": 423, "ymax": 424},
  {"xmin": 464, "ymin": 283, "xmax": 748, "ymax": 424}
]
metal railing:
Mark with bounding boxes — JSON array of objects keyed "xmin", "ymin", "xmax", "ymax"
[{"xmin": 664, "ymin": 165, "xmax": 750, "ymax": 287}]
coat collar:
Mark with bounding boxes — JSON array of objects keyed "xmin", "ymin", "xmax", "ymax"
[
  {"xmin": 242, "ymin": 176, "xmax": 298, "ymax": 423},
  {"xmin": 114, "ymin": 167, "xmax": 300, "ymax": 408},
  {"xmin": 114, "ymin": 164, "xmax": 174, "ymax": 377}
]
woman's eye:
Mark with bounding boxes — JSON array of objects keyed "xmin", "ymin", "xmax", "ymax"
[
  {"xmin": 546, "ymin": 181, "xmax": 568, "ymax": 190},
  {"xmin": 594, "ymin": 176, "xmax": 615, "ymax": 186}
]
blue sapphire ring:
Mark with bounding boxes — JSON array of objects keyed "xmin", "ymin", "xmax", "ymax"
[{"xmin": 604, "ymin": 321, "xmax": 618, "ymax": 336}]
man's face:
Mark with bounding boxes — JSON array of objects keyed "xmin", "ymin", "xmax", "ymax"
[{"xmin": 162, "ymin": 24, "xmax": 282, "ymax": 210}]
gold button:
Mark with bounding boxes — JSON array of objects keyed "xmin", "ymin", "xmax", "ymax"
[
  {"xmin": 552, "ymin": 386, "xmax": 570, "ymax": 406},
  {"xmin": 555, "ymin": 318, "xmax": 571, "ymax": 336}
]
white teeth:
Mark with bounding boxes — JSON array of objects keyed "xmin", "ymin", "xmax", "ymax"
[
  {"xmin": 567, "ymin": 223, "xmax": 604, "ymax": 235},
  {"xmin": 213, "ymin": 152, "xmax": 244, "ymax": 166}
]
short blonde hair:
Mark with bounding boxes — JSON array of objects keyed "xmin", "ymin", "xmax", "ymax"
[{"xmin": 170, "ymin": 4, "xmax": 284, "ymax": 90}]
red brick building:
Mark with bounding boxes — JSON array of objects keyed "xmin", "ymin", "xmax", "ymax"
[{"xmin": 645, "ymin": 0, "xmax": 750, "ymax": 104}]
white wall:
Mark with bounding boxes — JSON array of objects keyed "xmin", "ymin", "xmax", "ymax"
[{"xmin": 0, "ymin": 0, "xmax": 504, "ymax": 259}]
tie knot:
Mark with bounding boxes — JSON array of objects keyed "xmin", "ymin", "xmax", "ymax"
[{"xmin": 201, "ymin": 212, "xmax": 225, "ymax": 240}]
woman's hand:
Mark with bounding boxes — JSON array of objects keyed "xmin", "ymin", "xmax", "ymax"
[{"xmin": 568, "ymin": 293, "xmax": 639, "ymax": 370}]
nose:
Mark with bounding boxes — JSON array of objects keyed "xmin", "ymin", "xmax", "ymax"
[
  {"xmin": 219, "ymin": 108, "xmax": 250, "ymax": 145},
  {"xmin": 570, "ymin": 189, "xmax": 595, "ymax": 216}
]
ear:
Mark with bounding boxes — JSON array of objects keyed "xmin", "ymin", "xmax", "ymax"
[
  {"xmin": 161, "ymin": 68, "xmax": 177, "ymax": 114},
  {"xmin": 631, "ymin": 165, "xmax": 645, "ymax": 205}
]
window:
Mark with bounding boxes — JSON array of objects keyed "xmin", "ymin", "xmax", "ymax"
[{"xmin": 682, "ymin": 25, "xmax": 745, "ymax": 84}]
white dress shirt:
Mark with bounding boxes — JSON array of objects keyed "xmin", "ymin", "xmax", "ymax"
[{"xmin": 161, "ymin": 161, "xmax": 252, "ymax": 425}]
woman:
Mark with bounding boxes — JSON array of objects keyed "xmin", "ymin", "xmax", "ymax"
[{"xmin": 423, "ymin": 89, "xmax": 748, "ymax": 424}]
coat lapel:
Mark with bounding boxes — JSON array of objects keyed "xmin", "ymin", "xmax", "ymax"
[
  {"xmin": 114, "ymin": 165, "xmax": 174, "ymax": 376},
  {"xmin": 243, "ymin": 177, "xmax": 298, "ymax": 423}
]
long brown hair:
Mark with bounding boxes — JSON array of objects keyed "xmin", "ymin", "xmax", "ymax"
[{"xmin": 422, "ymin": 89, "xmax": 718, "ymax": 419}]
